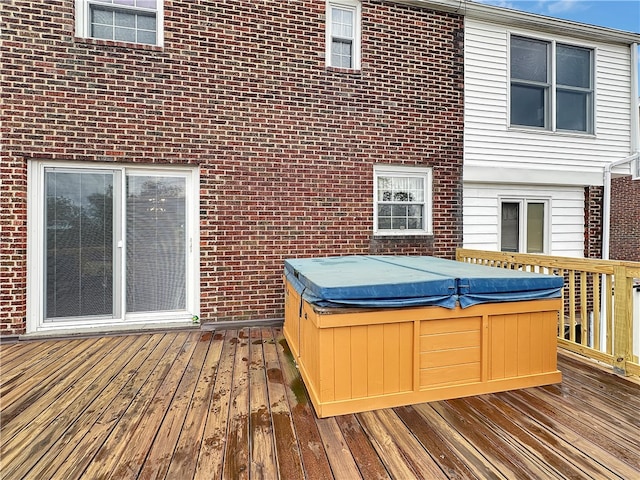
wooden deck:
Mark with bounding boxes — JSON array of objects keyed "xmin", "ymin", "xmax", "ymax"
[{"xmin": 1, "ymin": 327, "xmax": 640, "ymax": 480}]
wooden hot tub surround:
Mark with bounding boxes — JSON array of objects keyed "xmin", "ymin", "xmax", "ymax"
[{"xmin": 283, "ymin": 256, "xmax": 563, "ymax": 418}]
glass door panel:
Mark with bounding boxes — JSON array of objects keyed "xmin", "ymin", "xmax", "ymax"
[
  {"xmin": 526, "ymin": 203, "xmax": 545, "ymax": 253},
  {"xmin": 126, "ymin": 175, "xmax": 186, "ymax": 313},
  {"xmin": 45, "ymin": 170, "xmax": 114, "ymax": 320},
  {"xmin": 501, "ymin": 202, "xmax": 520, "ymax": 253}
]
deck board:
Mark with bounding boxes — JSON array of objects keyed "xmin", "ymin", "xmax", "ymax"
[
  {"xmin": 334, "ymin": 414, "xmax": 391, "ymax": 480},
  {"xmin": 394, "ymin": 405, "xmax": 481, "ymax": 480},
  {"xmin": 0, "ymin": 339, "xmax": 71, "ymax": 376},
  {"xmin": 195, "ymin": 330, "xmax": 236, "ymax": 479},
  {"xmin": 497, "ymin": 390, "xmax": 640, "ymax": 478},
  {"xmin": 315, "ymin": 416, "xmax": 362, "ymax": 479},
  {"xmin": 223, "ymin": 330, "xmax": 251, "ymax": 480},
  {"xmin": 248, "ymin": 328, "xmax": 278, "ymax": 480},
  {"xmin": 25, "ymin": 333, "xmax": 166, "ymax": 480},
  {"xmin": 0, "ymin": 335, "xmax": 144, "ymax": 479},
  {"xmin": 275, "ymin": 331, "xmax": 334, "ymax": 480},
  {"xmin": 165, "ymin": 330, "xmax": 224, "ymax": 479},
  {"xmin": 1, "ymin": 338, "xmax": 103, "ymax": 420},
  {"xmin": 1, "ymin": 327, "xmax": 640, "ymax": 479},
  {"xmin": 431, "ymin": 399, "xmax": 537, "ymax": 478},
  {"xmin": 262, "ymin": 327, "xmax": 306, "ymax": 480},
  {"xmin": 137, "ymin": 332, "xmax": 211, "ymax": 480},
  {"xmin": 474, "ymin": 392, "xmax": 624, "ymax": 479}
]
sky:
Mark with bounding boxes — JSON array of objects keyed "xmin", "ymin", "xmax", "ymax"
[{"xmin": 475, "ymin": 0, "xmax": 639, "ymax": 34}]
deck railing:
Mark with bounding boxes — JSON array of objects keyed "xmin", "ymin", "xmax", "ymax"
[{"xmin": 456, "ymin": 248, "xmax": 640, "ymax": 376}]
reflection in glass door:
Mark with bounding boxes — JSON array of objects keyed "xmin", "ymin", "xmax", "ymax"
[
  {"xmin": 126, "ymin": 175, "xmax": 186, "ymax": 313},
  {"xmin": 45, "ymin": 170, "xmax": 115, "ymax": 320}
]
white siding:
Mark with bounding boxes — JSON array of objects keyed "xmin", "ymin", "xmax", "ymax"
[
  {"xmin": 464, "ymin": 18, "xmax": 634, "ymax": 186},
  {"xmin": 463, "ymin": 183, "xmax": 585, "ymax": 257}
]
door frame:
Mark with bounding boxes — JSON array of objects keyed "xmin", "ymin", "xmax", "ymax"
[{"xmin": 26, "ymin": 160, "xmax": 200, "ymax": 334}]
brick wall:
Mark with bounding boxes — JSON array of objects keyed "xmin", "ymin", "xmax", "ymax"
[
  {"xmin": 0, "ymin": 152, "xmax": 28, "ymax": 336},
  {"xmin": 610, "ymin": 176, "xmax": 640, "ymax": 261},
  {"xmin": 1, "ymin": 0, "xmax": 464, "ymax": 333},
  {"xmin": 584, "ymin": 186, "xmax": 603, "ymax": 259}
]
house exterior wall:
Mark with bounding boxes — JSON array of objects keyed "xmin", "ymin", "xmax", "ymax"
[
  {"xmin": 464, "ymin": 18, "xmax": 634, "ymax": 186},
  {"xmin": 610, "ymin": 102, "xmax": 640, "ymax": 262},
  {"xmin": 462, "ymin": 17, "xmax": 636, "ymax": 259},
  {"xmin": 1, "ymin": 1, "xmax": 464, "ymax": 335},
  {"xmin": 462, "ymin": 183, "xmax": 585, "ymax": 257}
]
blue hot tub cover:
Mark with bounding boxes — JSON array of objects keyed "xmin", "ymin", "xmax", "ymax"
[
  {"xmin": 376, "ymin": 256, "xmax": 564, "ymax": 307},
  {"xmin": 284, "ymin": 255, "xmax": 563, "ymax": 309},
  {"xmin": 284, "ymin": 256, "xmax": 458, "ymax": 308}
]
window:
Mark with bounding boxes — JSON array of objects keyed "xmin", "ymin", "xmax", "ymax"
[
  {"xmin": 500, "ymin": 199, "xmax": 548, "ymax": 253},
  {"xmin": 510, "ymin": 35, "xmax": 593, "ymax": 133},
  {"xmin": 374, "ymin": 165, "xmax": 432, "ymax": 235},
  {"xmin": 76, "ymin": 0, "xmax": 162, "ymax": 46},
  {"xmin": 326, "ymin": 0, "xmax": 361, "ymax": 69}
]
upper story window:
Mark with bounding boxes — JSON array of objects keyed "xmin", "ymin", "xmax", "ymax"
[
  {"xmin": 76, "ymin": 0, "xmax": 162, "ymax": 46},
  {"xmin": 326, "ymin": 0, "xmax": 361, "ymax": 69},
  {"xmin": 510, "ymin": 35, "xmax": 594, "ymax": 134},
  {"xmin": 374, "ymin": 165, "xmax": 432, "ymax": 236}
]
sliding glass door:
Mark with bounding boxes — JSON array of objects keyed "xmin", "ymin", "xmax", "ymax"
[{"xmin": 35, "ymin": 164, "xmax": 196, "ymax": 329}]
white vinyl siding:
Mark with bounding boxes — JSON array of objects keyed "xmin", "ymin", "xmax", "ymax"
[
  {"xmin": 465, "ymin": 18, "xmax": 634, "ymax": 185},
  {"xmin": 463, "ymin": 183, "xmax": 584, "ymax": 257}
]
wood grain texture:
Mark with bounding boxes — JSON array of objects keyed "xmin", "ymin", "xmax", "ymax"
[
  {"xmin": 1, "ymin": 330, "xmax": 640, "ymax": 479},
  {"xmin": 287, "ymin": 276, "xmax": 561, "ymax": 417}
]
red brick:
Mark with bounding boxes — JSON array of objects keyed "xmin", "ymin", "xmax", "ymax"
[
  {"xmin": 610, "ymin": 177, "xmax": 640, "ymax": 261},
  {"xmin": 1, "ymin": 0, "xmax": 464, "ymax": 333}
]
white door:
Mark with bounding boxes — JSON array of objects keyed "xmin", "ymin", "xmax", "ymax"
[{"xmin": 29, "ymin": 163, "xmax": 198, "ymax": 331}]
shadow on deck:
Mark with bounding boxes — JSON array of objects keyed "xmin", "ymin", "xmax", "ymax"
[{"xmin": 1, "ymin": 327, "xmax": 640, "ymax": 479}]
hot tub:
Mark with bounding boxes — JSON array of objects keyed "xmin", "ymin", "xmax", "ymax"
[{"xmin": 283, "ymin": 255, "xmax": 563, "ymax": 418}]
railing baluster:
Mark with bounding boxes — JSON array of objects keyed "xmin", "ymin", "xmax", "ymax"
[
  {"xmin": 559, "ymin": 268, "xmax": 565, "ymax": 339},
  {"xmin": 569, "ymin": 271, "xmax": 576, "ymax": 343},
  {"xmin": 580, "ymin": 271, "xmax": 587, "ymax": 346},
  {"xmin": 606, "ymin": 274, "xmax": 613, "ymax": 355},
  {"xmin": 593, "ymin": 273, "xmax": 600, "ymax": 350}
]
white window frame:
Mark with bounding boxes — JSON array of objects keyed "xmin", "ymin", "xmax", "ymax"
[
  {"xmin": 498, "ymin": 197, "xmax": 551, "ymax": 254},
  {"xmin": 508, "ymin": 33, "xmax": 595, "ymax": 134},
  {"xmin": 75, "ymin": 0, "xmax": 164, "ymax": 47},
  {"xmin": 26, "ymin": 160, "xmax": 199, "ymax": 333},
  {"xmin": 326, "ymin": 0, "xmax": 361, "ymax": 70},
  {"xmin": 373, "ymin": 165, "xmax": 433, "ymax": 236}
]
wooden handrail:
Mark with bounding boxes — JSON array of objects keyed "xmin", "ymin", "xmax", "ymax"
[{"xmin": 456, "ymin": 248, "xmax": 640, "ymax": 377}]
